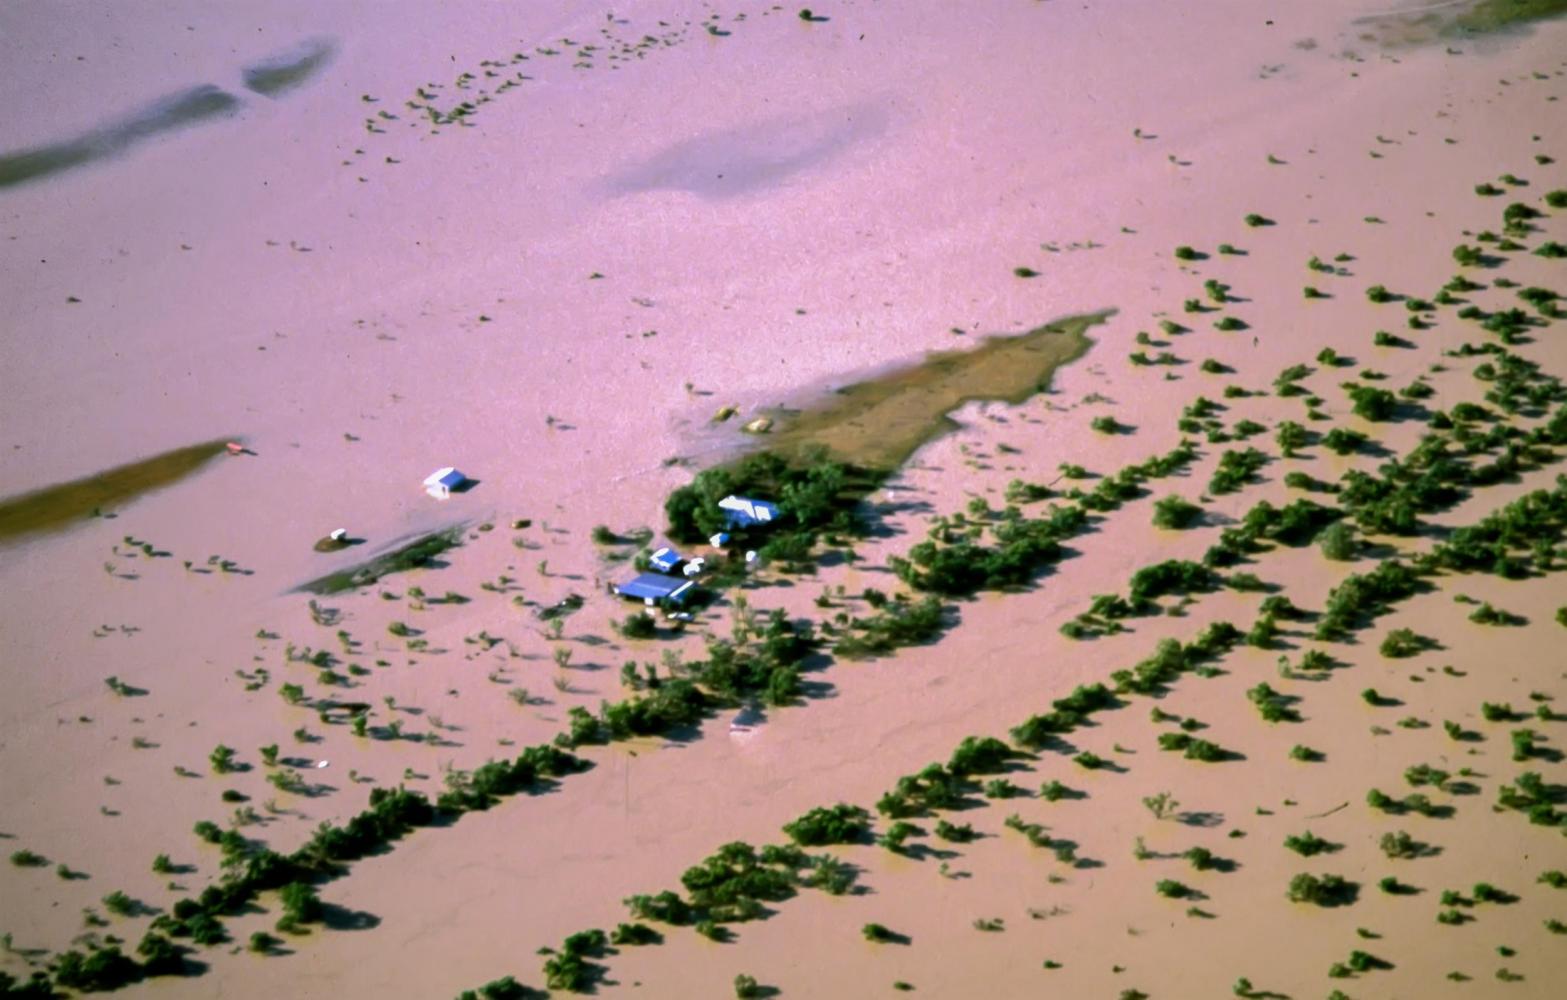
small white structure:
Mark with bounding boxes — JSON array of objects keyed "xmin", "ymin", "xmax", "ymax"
[
  {"xmin": 717, "ymin": 495, "xmax": 779, "ymax": 528},
  {"xmin": 423, "ymin": 467, "xmax": 466, "ymax": 499},
  {"xmin": 329, "ymin": 528, "xmax": 348, "ymax": 542}
]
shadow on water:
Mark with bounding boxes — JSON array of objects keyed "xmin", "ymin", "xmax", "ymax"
[
  {"xmin": 0, "ymin": 37, "xmax": 336, "ymax": 190},
  {"xmin": 0, "ymin": 439, "xmax": 234, "ymax": 545},
  {"xmin": 601, "ymin": 99, "xmax": 890, "ymax": 198},
  {"xmin": 0, "ymin": 86, "xmax": 241, "ymax": 189},
  {"xmin": 243, "ymin": 37, "xmax": 337, "ymax": 97}
]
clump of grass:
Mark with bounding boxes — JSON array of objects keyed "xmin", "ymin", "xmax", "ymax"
[{"xmin": 1244, "ymin": 213, "xmax": 1273, "ymax": 227}]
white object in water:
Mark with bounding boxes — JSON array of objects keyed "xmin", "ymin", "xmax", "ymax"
[
  {"xmin": 315, "ymin": 760, "xmax": 329, "ymax": 769},
  {"xmin": 329, "ymin": 528, "xmax": 348, "ymax": 542},
  {"xmin": 744, "ymin": 550, "xmax": 758, "ymax": 564}
]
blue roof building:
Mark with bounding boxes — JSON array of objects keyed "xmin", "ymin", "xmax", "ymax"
[
  {"xmin": 614, "ymin": 573, "xmax": 695, "ymax": 606},
  {"xmin": 423, "ymin": 467, "xmax": 467, "ymax": 499},
  {"xmin": 648, "ymin": 546, "xmax": 682, "ymax": 573}
]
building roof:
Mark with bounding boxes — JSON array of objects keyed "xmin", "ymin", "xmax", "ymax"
[
  {"xmin": 424, "ymin": 467, "xmax": 466, "ymax": 488},
  {"xmin": 615, "ymin": 573, "xmax": 695, "ymax": 604},
  {"xmin": 648, "ymin": 546, "xmax": 682, "ymax": 571},
  {"xmin": 718, "ymin": 495, "xmax": 780, "ymax": 526}
]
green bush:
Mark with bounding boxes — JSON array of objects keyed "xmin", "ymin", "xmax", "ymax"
[
  {"xmin": 935, "ymin": 819, "xmax": 976, "ymax": 842},
  {"xmin": 1379, "ymin": 831, "xmax": 1421, "ymax": 859},
  {"xmin": 1379, "ymin": 628, "xmax": 1429, "ymax": 658},
  {"xmin": 1287, "ymin": 872, "xmax": 1357, "ymax": 906},
  {"xmin": 1283, "ymin": 831, "xmax": 1335, "ymax": 857},
  {"xmin": 1152, "ymin": 495, "xmax": 1202, "ymax": 529},
  {"xmin": 619, "ymin": 612, "xmax": 657, "ymax": 639},
  {"xmin": 783, "ymin": 804, "xmax": 870, "ymax": 846}
]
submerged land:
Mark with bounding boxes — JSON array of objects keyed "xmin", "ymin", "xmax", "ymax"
[{"xmin": 2, "ymin": 1, "xmax": 1567, "ymax": 997}]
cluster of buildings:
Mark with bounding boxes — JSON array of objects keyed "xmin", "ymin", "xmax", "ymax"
[
  {"xmin": 420, "ymin": 465, "xmax": 776, "ymax": 616},
  {"xmin": 612, "ymin": 494, "xmax": 780, "ymax": 610}
]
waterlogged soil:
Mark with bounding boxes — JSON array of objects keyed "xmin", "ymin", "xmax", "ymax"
[
  {"xmin": 1355, "ymin": 0, "xmax": 1567, "ymax": 46},
  {"xmin": 294, "ymin": 525, "xmax": 465, "ymax": 595},
  {"xmin": 746, "ymin": 311, "xmax": 1109, "ymax": 471},
  {"xmin": 0, "ymin": 439, "xmax": 232, "ymax": 545}
]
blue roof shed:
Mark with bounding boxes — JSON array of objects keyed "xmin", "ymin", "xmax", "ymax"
[
  {"xmin": 648, "ymin": 547, "xmax": 682, "ymax": 573},
  {"xmin": 614, "ymin": 573, "xmax": 695, "ymax": 606}
]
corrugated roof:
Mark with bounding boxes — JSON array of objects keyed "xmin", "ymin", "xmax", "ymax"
[{"xmin": 615, "ymin": 573, "xmax": 693, "ymax": 602}]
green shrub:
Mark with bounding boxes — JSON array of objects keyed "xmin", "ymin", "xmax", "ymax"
[
  {"xmin": 879, "ymin": 821, "xmax": 924, "ymax": 851},
  {"xmin": 1039, "ymin": 780, "xmax": 1076, "ymax": 802},
  {"xmin": 783, "ymin": 804, "xmax": 870, "ymax": 846},
  {"xmin": 862, "ymin": 922, "xmax": 898, "ymax": 943},
  {"xmin": 1366, "ymin": 285, "xmax": 1394, "ymax": 304},
  {"xmin": 1152, "ymin": 495, "xmax": 1202, "ymax": 529},
  {"xmin": 1174, "ymin": 245, "xmax": 1201, "ymax": 261},
  {"xmin": 619, "ymin": 612, "xmax": 657, "ymax": 639},
  {"xmin": 1379, "ymin": 831, "xmax": 1422, "ymax": 859},
  {"xmin": 1287, "ymin": 872, "xmax": 1357, "ymax": 906},
  {"xmin": 1244, "ymin": 213, "xmax": 1273, "ymax": 227},
  {"xmin": 1155, "ymin": 879, "xmax": 1195, "ymax": 898},
  {"xmin": 609, "ymin": 922, "xmax": 661, "ymax": 946},
  {"xmin": 1284, "ymin": 831, "xmax": 1335, "ymax": 857},
  {"xmin": 935, "ymin": 820, "xmax": 976, "ymax": 842},
  {"xmin": 1379, "ymin": 628, "xmax": 1428, "ymax": 658}
]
